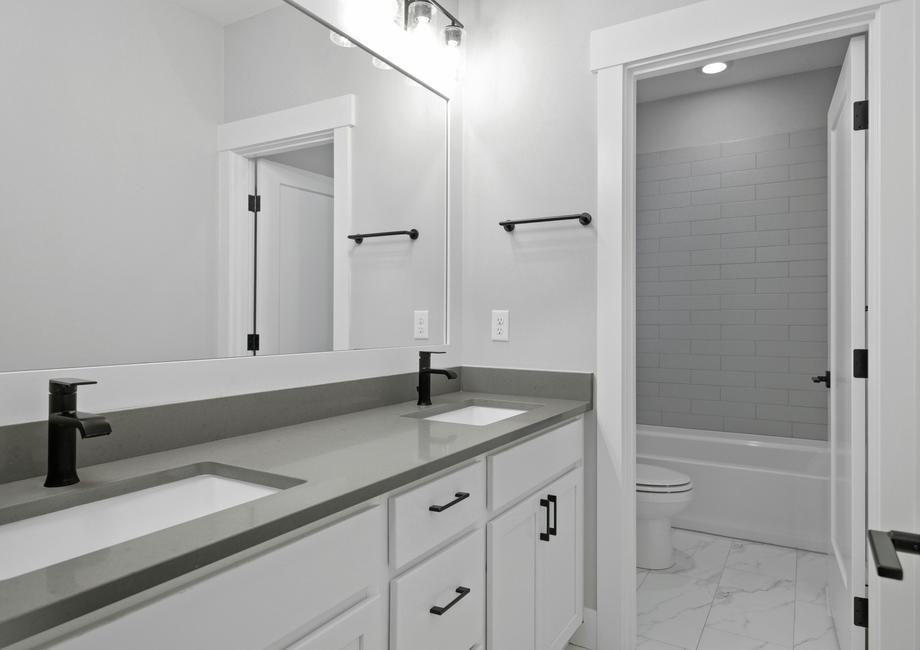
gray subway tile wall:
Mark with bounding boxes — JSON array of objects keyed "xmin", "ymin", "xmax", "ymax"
[{"xmin": 636, "ymin": 128, "xmax": 828, "ymax": 440}]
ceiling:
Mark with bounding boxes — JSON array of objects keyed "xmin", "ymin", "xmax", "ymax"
[
  {"xmin": 168, "ymin": 0, "xmax": 284, "ymax": 26},
  {"xmin": 637, "ymin": 37, "xmax": 850, "ymax": 103}
]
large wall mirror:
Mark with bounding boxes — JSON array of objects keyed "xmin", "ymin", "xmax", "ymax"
[{"xmin": 0, "ymin": 0, "xmax": 448, "ymax": 372}]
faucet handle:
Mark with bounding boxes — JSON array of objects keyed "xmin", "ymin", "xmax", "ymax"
[
  {"xmin": 49, "ymin": 379, "xmax": 98, "ymax": 395},
  {"xmin": 419, "ymin": 351, "xmax": 447, "ymax": 356}
]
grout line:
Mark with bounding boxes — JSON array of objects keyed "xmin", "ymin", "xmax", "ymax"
[{"xmin": 792, "ymin": 547, "xmax": 799, "ymax": 648}]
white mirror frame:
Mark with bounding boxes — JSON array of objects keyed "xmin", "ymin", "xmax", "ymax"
[{"xmin": 592, "ymin": 0, "xmax": 918, "ymax": 648}]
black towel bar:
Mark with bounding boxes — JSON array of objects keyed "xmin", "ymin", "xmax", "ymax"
[
  {"xmin": 348, "ymin": 229, "xmax": 419, "ymax": 244},
  {"xmin": 499, "ymin": 213, "xmax": 592, "ymax": 232}
]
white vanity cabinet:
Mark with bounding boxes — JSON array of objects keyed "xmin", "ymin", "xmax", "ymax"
[
  {"xmin": 47, "ymin": 506, "xmax": 387, "ymax": 650},
  {"xmin": 39, "ymin": 415, "xmax": 585, "ymax": 650}
]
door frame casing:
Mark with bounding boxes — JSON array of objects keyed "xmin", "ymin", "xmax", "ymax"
[
  {"xmin": 592, "ymin": 1, "xmax": 918, "ymax": 648},
  {"xmin": 217, "ymin": 95, "xmax": 356, "ymax": 355}
]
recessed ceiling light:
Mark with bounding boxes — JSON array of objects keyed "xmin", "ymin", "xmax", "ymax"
[
  {"xmin": 329, "ymin": 31, "xmax": 355, "ymax": 48},
  {"xmin": 701, "ymin": 61, "xmax": 728, "ymax": 75}
]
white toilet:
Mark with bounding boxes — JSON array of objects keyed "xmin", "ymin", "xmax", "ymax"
[{"xmin": 636, "ymin": 463, "xmax": 694, "ymax": 570}]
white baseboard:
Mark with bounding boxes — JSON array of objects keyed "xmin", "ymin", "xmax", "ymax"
[{"xmin": 568, "ymin": 607, "xmax": 597, "ymax": 649}]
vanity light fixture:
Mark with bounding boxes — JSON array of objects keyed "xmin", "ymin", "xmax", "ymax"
[
  {"xmin": 329, "ymin": 30, "xmax": 355, "ymax": 48},
  {"xmin": 404, "ymin": 0, "xmax": 464, "ymax": 48},
  {"xmin": 701, "ymin": 61, "xmax": 728, "ymax": 74}
]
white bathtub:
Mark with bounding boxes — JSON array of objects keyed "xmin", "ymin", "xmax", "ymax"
[{"xmin": 638, "ymin": 425, "xmax": 828, "ymax": 552}]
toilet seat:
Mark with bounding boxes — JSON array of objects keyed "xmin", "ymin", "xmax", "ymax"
[{"xmin": 636, "ymin": 463, "xmax": 693, "ymax": 493}]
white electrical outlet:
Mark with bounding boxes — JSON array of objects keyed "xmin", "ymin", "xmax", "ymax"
[
  {"xmin": 414, "ymin": 310, "xmax": 429, "ymax": 340},
  {"xmin": 491, "ymin": 310, "xmax": 510, "ymax": 341}
]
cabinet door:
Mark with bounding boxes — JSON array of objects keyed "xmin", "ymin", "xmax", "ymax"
[
  {"xmin": 285, "ymin": 596, "xmax": 383, "ymax": 650},
  {"xmin": 535, "ymin": 469, "xmax": 583, "ymax": 650},
  {"xmin": 487, "ymin": 495, "xmax": 539, "ymax": 650}
]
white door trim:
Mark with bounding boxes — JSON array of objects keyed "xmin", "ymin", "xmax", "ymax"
[
  {"xmin": 593, "ymin": 2, "xmax": 918, "ymax": 648},
  {"xmin": 217, "ymin": 96, "xmax": 356, "ymax": 355}
]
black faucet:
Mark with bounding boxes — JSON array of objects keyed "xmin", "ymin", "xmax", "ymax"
[
  {"xmin": 45, "ymin": 379, "xmax": 112, "ymax": 488},
  {"xmin": 417, "ymin": 351, "xmax": 458, "ymax": 406}
]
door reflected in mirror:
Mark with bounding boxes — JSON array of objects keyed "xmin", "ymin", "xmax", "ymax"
[{"xmin": 0, "ymin": 0, "xmax": 448, "ymax": 371}]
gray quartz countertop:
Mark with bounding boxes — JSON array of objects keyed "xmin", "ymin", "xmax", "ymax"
[{"xmin": 0, "ymin": 391, "xmax": 589, "ymax": 647}]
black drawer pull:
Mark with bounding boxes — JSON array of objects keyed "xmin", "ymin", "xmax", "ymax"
[
  {"xmin": 869, "ymin": 529, "xmax": 920, "ymax": 580},
  {"xmin": 429, "ymin": 587, "xmax": 471, "ymax": 615},
  {"xmin": 429, "ymin": 492, "xmax": 470, "ymax": 513},
  {"xmin": 548, "ymin": 494, "xmax": 558, "ymax": 537},
  {"xmin": 540, "ymin": 498, "xmax": 551, "ymax": 541}
]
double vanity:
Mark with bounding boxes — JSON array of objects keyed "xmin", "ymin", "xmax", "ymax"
[{"xmin": 0, "ymin": 388, "xmax": 589, "ymax": 649}]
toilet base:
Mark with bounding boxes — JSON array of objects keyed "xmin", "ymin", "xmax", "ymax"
[{"xmin": 637, "ymin": 518, "xmax": 674, "ymax": 569}]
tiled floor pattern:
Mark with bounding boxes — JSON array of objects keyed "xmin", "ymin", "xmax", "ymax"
[{"xmin": 637, "ymin": 530, "xmax": 840, "ymax": 650}]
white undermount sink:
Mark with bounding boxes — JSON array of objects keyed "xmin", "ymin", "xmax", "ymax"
[
  {"xmin": 0, "ymin": 474, "xmax": 281, "ymax": 582},
  {"xmin": 424, "ymin": 405, "xmax": 527, "ymax": 426}
]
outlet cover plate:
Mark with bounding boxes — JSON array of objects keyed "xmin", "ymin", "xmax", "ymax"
[
  {"xmin": 491, "ymin": 310, "xmax": 510, "ymax": 342},
  {"xmin": 414, "ymin": 310, "xmax": 429, "ymax": 340}
]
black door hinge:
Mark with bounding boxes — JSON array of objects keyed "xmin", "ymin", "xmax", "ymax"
[
  {"xmin": 247, "ymin": 334, "xmax": 260, "ymax": 352},
  {"xmin": 854, "ymin": 100, "xmax": 869, "ymax": 130},
  {"xmin": 854, "ymin": 349, "xmax": 868, "ymax": 378},
  {"xmin": 854, "ymin": 596, "xmax": 869, "ymax": 628},
  {"xmin": 248, "ymin": 194, "xmax": 261, "ymax": 213}
]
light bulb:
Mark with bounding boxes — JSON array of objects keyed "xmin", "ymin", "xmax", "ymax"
[
  {"xmin": 701, "ymin": 61, "xmax": 728, "ymax": 74},
  {"xmin": 329, "ymin": 30, "xmax": 355, "ymax": 48},
  {"xmin": 407, "ymin": 0, "xmax": 435, "ymax": 30},
  {"xmin": 372, "ymin": 56, "xmax": 392, "ymax": 70},
  {"xmin": 444, "ymin": 24, "xmax": 463, "ymax": 48}
]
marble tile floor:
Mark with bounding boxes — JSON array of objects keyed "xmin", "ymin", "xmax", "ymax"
[{"xmin": 637, "ymin": 530, "xmax": 840, "ymax": 650}]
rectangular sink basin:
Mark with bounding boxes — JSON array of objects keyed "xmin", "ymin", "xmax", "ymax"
[
  {"xmin": 424, "ymin": 405, "xmax": 528, "ymax": 426},
  {"xmin": 0, "ymin": 463, "xmax": 302, "ymax": 582}
]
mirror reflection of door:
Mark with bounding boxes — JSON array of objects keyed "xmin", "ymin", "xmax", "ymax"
[{"xmin": 254, "ymin": 145, "xmax": 334, "ymax": 355}]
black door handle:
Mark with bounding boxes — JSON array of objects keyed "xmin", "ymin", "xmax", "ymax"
[
  {"xmin": 540, "ymin": 498, "xmax": 551, "ymax": 541},
  {"xmin": 548, "ymin": 494, "xmax": 558, "ymax": 537},
  {"xmin": 429, "ymin": 587, "xmax": 471, "ymax": 615},
  {"xmin": 868, "ymin": 529, "xmax": 920, "ymax": 580},
  {"xmin": 812, "ymin": 371, "xmax": 830, "ymax": 388},
  {"xmin": 429, "ymin": 492, "xmax": 470, "ymax": 513}
]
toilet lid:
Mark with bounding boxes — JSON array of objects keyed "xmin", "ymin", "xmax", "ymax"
[{"xmin": 636, "ymin": 463, "xmax": 692, "ymax": 488}]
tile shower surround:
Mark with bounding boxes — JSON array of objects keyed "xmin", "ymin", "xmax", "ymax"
[{"xmin": 636, "ymin": 129, "xmax": 828, "ymax": 440}]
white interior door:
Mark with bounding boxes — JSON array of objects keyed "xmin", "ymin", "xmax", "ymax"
[
  {"xmin": 826, "ymin": 34, "xmax": 867, "ymax": 650},
  {"xmin": 256, "ymin": 159, "xmax": 334, "ymax": 355}
]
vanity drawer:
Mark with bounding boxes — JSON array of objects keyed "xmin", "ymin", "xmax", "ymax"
[
  {"xmin": 390, "ymin": 529, "xmax": 485, "ymax": 650},
  {"xmin": 488, "ymin": 417, "xmax": 583, "ymax": 511},
  {"xmin": 389, "ymin": 461, "xmax": 485, "ymax": 569},
  {"xmin": 49, "ymin": 506, "xmax": 385, "ymax": 650}
]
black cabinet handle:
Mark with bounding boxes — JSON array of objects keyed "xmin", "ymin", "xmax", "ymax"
[
  {"xmin": 429, "ymin": 492, "xmax": 470, "ymax": 513},
  {"xmin": 812, "ymin": 371, "xmax": 831, "ymax": 388},
  {"xmin": 429, "ymin": 587, "xmax": 471, "ymax": 615},
  {"xmin": 548, "ymin": 494, "xmax": 558, "ymax": 537},
  {"xmin": 540, "ymin": 498, "xmax": 551, "ymax": 541},
  {"xmin": 869, "ymin": 529, "xmax": 920, "ymax": 580}
]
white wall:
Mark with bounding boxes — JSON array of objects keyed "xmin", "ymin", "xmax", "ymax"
[
  {"xmin": 637, "ymin": 68, "xmax": 841, "ymax": 152},
  {"xmin": 459, "ymin": 0, "xmax": 704, "ymax": 372},
  {"xmin": 0, "ymin": 0, "xmax": 224, "ymax": 370},
  {"xmin": 458, "ymin": 0, "xmax": 707, "ymax": 615},
  {"xmin": 224, "ymin": 5, "xmax": 449, "ymax": 349}
]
